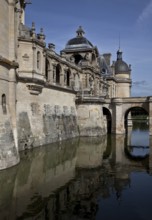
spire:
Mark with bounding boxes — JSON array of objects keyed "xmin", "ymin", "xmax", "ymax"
[
  {"xmin": 76, "ymin": 26, "xmax": 85, "ymax": 37},
  {"xmin": 117, "ymin": 33, "xmax": 123, "ymax": 60}
]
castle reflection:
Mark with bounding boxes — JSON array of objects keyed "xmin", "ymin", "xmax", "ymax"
[{"xmin": 0, "ymin": 123, "xmax": 152, "ymax": 220}]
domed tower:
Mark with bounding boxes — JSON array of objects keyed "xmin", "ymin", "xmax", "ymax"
[
  {"xmin": 114, "ymin": 49, "xmax": 132, "ymax": 97},
  {"xmin": 61, "ymin": 26, "xmax": 101, "ymax": 94},
  {"xmin": 61, "ymin": 26, "xmax": 99, "ymax": 67}
]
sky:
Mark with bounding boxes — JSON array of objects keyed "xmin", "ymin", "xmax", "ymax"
[{"xmin": 25, "ymin": 0, "xmax": 152, "ymax": 97}]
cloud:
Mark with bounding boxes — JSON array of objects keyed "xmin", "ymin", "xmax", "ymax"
[
  {"xmin": 137, "ymin": 0, "xmax": 152, "ymax": 24},
  {"xmin": 132, "ymin": 80, "xmax": 152, "ymax": 96},
  {"xmin": 132, "ymin": 80, "xmax": 147, "ymax": 86}
]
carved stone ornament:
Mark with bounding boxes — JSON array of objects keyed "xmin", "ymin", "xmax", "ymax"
[{"xmin": 26, "ymin": 83, "xmax": 43, "ymax": 95}]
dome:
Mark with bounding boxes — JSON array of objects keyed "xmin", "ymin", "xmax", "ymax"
[
  {"xmin": 115, "ymin": 60, "xmax": 130, "ymax": 73},
  {"xmin": 65, "ymin": 26, "xmax": 93, "ymax": 49},
  {"xmin": 115, "ymin": 50, "xmax": 130, "ymax": 74}
]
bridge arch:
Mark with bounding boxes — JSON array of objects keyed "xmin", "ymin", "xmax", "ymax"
[
  {"xmin": 103, "ymin": 107, "xmax": 112, "ymax": 133},
  {"xmin": 124, "ymin": 106, "xmax": 149, "ymax": 132}
]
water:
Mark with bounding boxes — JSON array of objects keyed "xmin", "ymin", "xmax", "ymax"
[{"xmin": 0, "ymin": 121, "xmax": 152, "ymax": 220}]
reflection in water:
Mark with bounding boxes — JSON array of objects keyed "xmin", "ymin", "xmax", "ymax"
[
  {"xmin": 0, "ymin": 122, "xmax": 152, "ymax": 220},
  {"xmin": 126, "ymin": 121, "xmax": 149, "ymax": 159}
]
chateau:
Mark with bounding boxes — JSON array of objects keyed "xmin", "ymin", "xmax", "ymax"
[{"xmin": 0, "ymin": 0, "xmax": 132, "ymax": 170}]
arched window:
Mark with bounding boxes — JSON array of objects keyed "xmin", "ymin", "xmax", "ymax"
[
  {"xmin": 2, "ymin": 94, "xmax": 7, "ymax": 114},
  {"xmin": 56, "ymin": 64, "xmax": 61, "ymax": 84},
  {"xmin": 73, "ymin": 54, "xmax": 83, "ymax": 65},
  {"xmin": 45, "ymin": 59, "xmax": 50, "ymax": 81},
  {"xmin": 66, "ymin": 69, "xmax": 70, "ymax": 86},
  {"xmin": 92, "ymin": 54, "xmax": 96, "ymax": 64},
  {"xmin": 37, "ymin": 51, "xmax": 41, "ymax": 69}
]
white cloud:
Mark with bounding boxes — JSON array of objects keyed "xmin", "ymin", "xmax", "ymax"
[{"xmin": 137, "ymin": 0, "xmax": 152, "ymax": 24}]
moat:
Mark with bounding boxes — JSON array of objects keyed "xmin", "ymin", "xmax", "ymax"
[{"xmin": 0, "ymin": 121, "xmax": 152, "ymax": 220}]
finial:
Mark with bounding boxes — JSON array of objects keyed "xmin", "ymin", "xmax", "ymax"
[
  {"xmin": 37, "ymin": 28, "xmax": 45, "ymax": 42},
  {"xmin": 76, "ymin": 26, "xmax": 85, "ymax": 37},
  {"xmin": 31, "ymin": 22, "xmax": 36, "ymax": 38},
  {"xmin": 31, "ymin": 22, "xmax": 35, "ymax": 31},
  {"xmin": 118, "ymin": 33, "xmax": 121, "ymax": 51}
]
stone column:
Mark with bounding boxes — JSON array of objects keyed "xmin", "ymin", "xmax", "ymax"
[
  {"xmin": 60, "ymin": 67, "xmax": 64, "ymax": 86},
  {"xmin": 112, "ymin": 98, "xmax": 125, "ymax": 134},
  {"xmin": 149, "ymin": 97, "xmax": 152, "ymax": 135},
  {"xmin": 32, "ymin": 44, "xmax": 36, "ymax": 73},
  {"xmin": 63, "ymin": 68, "xmax": 68, "ymax": 87},
  {"xmin": 42, "ymin": 51, "xmax": 46, "ymax": 76},
  {"xmin": 52, "ymin": 64, "xmax": 56, "ymax": 84}
]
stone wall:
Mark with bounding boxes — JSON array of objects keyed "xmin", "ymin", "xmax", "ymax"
[
  {"xmin": 0, "ymin": 107, "xmax": 19, "ymax": 170},
  {"xmin": 16, "ymin": 82, "xmax": 79, "ymax": 151},
  {"xmin": 77, "ymin": 102, "xmax": 106, "ymax": 136}
]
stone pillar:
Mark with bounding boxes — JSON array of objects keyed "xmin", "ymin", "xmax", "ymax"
[
  {"xmin": 63, "ymin": 68, "xmax": 68, "ymax": 87},
  {"xmin": 42, "ymin": 51, "xmax": 46, "ymax": 76},
  {"xmin": 32, "ymin": 44, "xmax": 36, "ymax": 73},
  {"xmin": 112, "ymin": 98, "xmax": 125, "ymax": 134},
  {"xmin": 77, "ymin": 103, "xmax": 106, "ymax": 136},
  {"xmin": 60, "ymin": 67, "xmax": 64, "ymax": 86},
  {"xmin": 149, "ymin": 97, "xmax": 152, "ymax": 135},
  {"xmin": 52, "ymin": 64, "xmax": 56, "ymax": 84}
]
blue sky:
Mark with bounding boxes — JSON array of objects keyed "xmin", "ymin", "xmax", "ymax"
[{"xmin": 25, "ymin": 0, "xmax": 152, "ymax": 97}]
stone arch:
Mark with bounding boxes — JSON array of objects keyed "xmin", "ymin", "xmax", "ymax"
[
  {"xmin": 73, "ymin": 54, "xmax": 83, "ymax": 65},
  {"xmin": 56, "ymin": 64, "xmax": 61, "ymax": 84},
  {"xmin": 124, "ymin": 106, "xmax": 149, "ymax": 132},
  {"xmin": 45, "ymin": 58, "xmax": 50, "ymax": 81},
  {"xmin": 66, "ymin": 69, "xmax": 71, "ymax": 87},
  {"xmin": 103, "ymin": 107, "xmax": 112, "ymax": 133}
]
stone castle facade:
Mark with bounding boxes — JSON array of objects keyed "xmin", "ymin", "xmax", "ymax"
[{"xmin": 0, "ymin": 0, "xmax": 131, "ymax": 170}]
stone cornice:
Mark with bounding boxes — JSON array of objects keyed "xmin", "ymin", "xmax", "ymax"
[
  {"xmin": 18, "ymin": 37, "xmax": 46, "ymax": 48},
  {"xmin": 17, "ymin": 76, "xmax": 77, "ymax": 94},
  {"xmin": 106, "ymin": 76, "xmax": 131, "ymax": 83},
  {"xmin": 76, "ymin": 96, "xmax": 105, "ymax": 105}
]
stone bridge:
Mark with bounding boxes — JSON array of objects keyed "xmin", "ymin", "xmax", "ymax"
[{"xmin": 103, "ymin": 96, "xmax": 152, "ymax": 135}]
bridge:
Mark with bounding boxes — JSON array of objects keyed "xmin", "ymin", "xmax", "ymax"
[
  {"xmin": 103, "ymin": 96, "xmax": 152, "ymax": 135},
  {"xmin": 76, "ymin": 95, "xmax": 152, "ymax": 136}
]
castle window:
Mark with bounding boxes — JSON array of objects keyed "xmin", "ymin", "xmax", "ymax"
[
  {"xmin": 45, "ymin": 59, "xmax": 50, "ymax": 81},
  {"xmin": 92, "ymin": 54, "xmax": 96, "ymax": 63},
  {"xmin": 73, "ymin": 54, "xmax": 83, "ymax": 65},
  {"xmin": 66, "ymin": 69, "xmax": 70, "ymax": 86},
  {"xmin": 2, "ymin": 94, "xmax": 7, "ymax": 114},
  {"xmin": 37, "ymin": 51, "xmax": 41, "ymax": 69},
  {"xmin": 56, "ymin": 64, "xmax": 61, "ymax": 84}
]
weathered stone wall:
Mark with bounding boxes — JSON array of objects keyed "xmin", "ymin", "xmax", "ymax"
[
  {"xmin": 0, "ymin": 0, "xmax": 9, "ymax": 58},
  {"xmin": 116, "ymin": 82, "xmax": 131, "ymax": 97},
  {"xmin": 77, "ymin": 103, "xmax": 106, "ymax": 136},
  {"xmin": 0, "ymin": 107, "xmax": 19, "ymax": 170},
  {"xmin": 16, "ymin": 82, "xmax": 79, "ymax": 151}
]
